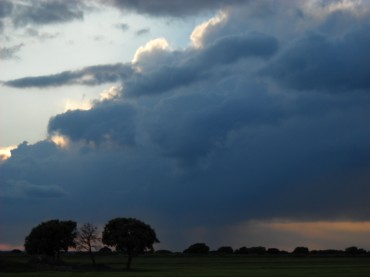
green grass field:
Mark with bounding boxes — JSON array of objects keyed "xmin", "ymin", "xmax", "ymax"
[{"xmin": 2, "ymin": 254, "xmax": 370, "ymax": 276}]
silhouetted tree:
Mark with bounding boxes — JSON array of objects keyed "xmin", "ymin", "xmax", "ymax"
[
  {"xmin": 249, "ymin": 246, "xmax": 267, "ymax": 255},
  {"xmin": 292, "ymin": 246, "xmax": 309, "ymax": 256},
  {"xmin": 76, "ymin": 223, "xmax": 101, "ymax": 265},
  {"xmin": 267, "ymin": 248, "xmax": 281, "ymax": 255},
  {"xmin": 235, "ymin": 246, "xmax": 247, "ymax": 254},
  {"xmin": 102, "ymin": 217, "xmax": 159, "ymax": 270},
  {"xmin": 217, "ymin": 246, "xmax": 234, "ymax": 254},
  {"xmin": 183, "ymin": 243, "xmax": 210, "ymax": 254},
  {"xmin": 345, "ymin": 246, "xmax": 367, "ymax": 256},
  {"xmin": 310, "ymin": 249, "xmax": 344, "ymax": 256},
  {"xmin": 234, "ymin": 246, "xmax": 267, "ymax": 255},
  {"xmin": 24, "ymin": 219, "xmax": 77, "ymax": 261}
]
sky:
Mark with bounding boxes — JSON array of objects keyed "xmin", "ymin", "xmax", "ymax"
[{"xmin": 1, "ymin": 0, "xmax": 370, "ymax": 252}]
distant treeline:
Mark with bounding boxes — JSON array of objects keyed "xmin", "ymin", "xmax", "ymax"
[
  {"xmin": 75, "ymin": 244, "xmax": 368, "ymax": 257},
  {"xmin": 4, "ymin": 244, "xmax": 369, "ymax": 257}
]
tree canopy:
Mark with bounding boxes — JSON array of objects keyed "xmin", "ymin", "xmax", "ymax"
[
  {"xmin": 217, "ymin": 246, "xmax": 234, "ymax": 254},
  {"xmin": 292, "ymin": 246, "xmax": 309, "ymax": 256},
  {"xmin": 24, "ymin": 219, "xmax": 77, "ymax": 260},
  {"xmin": 102, "ymin": 217, "xmax": 159, "ymax": 269},
  {"xmin": 183, "ymin": 243, "xmax": 210, "ymax": 254}
]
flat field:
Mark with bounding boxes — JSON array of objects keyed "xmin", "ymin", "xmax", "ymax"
[{"xmin": 1, "ymin": 254, "xmax": 370, "ymax": 277}]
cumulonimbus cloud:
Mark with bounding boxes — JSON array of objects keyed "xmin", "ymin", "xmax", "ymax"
[{"xmin": 2, "ymin": 0, "xmax": 370, "ymax": 251}]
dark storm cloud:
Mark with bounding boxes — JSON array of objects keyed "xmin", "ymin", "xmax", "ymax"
[
  {"xmin": 105, "ymin": 0, "xmax": 245, "ymax": 17},
  {"xmin": 3, "ymin": 0, "xmax": 370, "ymax": 250},
  {"xmin": 10, "ymin": 140, "xmax": 63, "ymax": 162},
  {"xmin": 145, "ymin": 84, "xmax": 286, "ymax": 165},
  {"xmin": 263, "ymin": 25, "xmax": 370, "ymax": 91},
  {"xmin": 125, "ymin": 32, "xmax": 278, "ymax": 97},
  {"xmin": 48, "ymin": 101, "xmax": 137, "ymax": 146},
  {"xmin": 198, "ymin": 32, "xmax": 278, "ymax": 65},
  {"xmin": 1, "ymin": 142, "xmax": 66, "ymax": 198},
  {"xmin": 4, "ymin": 63, "xmax": 133, "ymax": 88},
  {"xmin": 3, "ymin": 89, "xmax": 370, "ymax": 227},
  {"xmin": 3, "ymin": 180, "xmax": 65, "ymax": 199}
]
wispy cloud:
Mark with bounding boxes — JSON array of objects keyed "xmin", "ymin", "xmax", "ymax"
[
  {"xmin": 4, "ymin": 63, "xmax": 133, "ymax": 88},
  {"xmin": 0, "ymin": 44, "xmax": 24, "ymax": 60},
  {"xmin": 115, "ymin": 22, "xmax": 129, "ymax": 32},
  {"xmin": 136, "ymin": 28, "xmax": 150, "ymax": 36}
]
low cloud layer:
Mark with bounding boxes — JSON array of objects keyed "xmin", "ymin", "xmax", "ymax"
[
  {"xmin": 104, "ymin": 0, "xmax": 244, "ymax": 17},
  {"xmin": 4, "ymin": 63, "xmax": 133, "ymax": 88},
  {"xmin": 2, "ymin": 0, "xmax": 370, "ymax": 250},
  {"xmin": 0, "ymin": 0, "xmax": 87, "ymax": 33}
]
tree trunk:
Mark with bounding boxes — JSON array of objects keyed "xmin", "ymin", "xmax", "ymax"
[
  {"xmin": 88, "ymin": 244, "xmax": 96, "ymax": 265},
  {"xmin": 126, "ymin": 254, "xmax": 132, "ymax": 270}
]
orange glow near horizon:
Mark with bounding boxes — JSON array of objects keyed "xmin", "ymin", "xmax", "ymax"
[
  {"xmin": 264, "ymin": 220, "xmax": 370, "ymax": 244},
  {"xmin": 227, "ymin": 220, "xmax": 370, "ymax": 251},
  {"xmin": 266, "ymin": 221, "xmax": 370, "ymax": 233},
  {"xmin": 264, "ymin": 220, "xmax": 370, "ymax": 250},
  {"xmin": 0, "ymin": 243, "xmax": 24, "ymax": 251}
]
